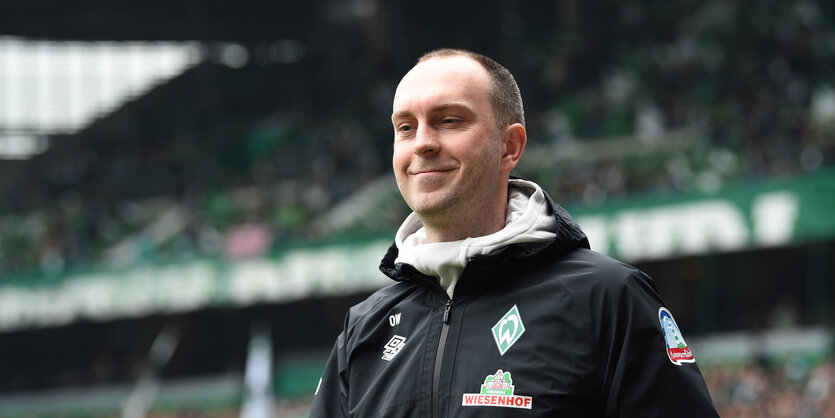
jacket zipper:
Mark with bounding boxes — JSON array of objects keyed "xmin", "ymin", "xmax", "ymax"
[{"xmin": 432, "ymin": 298, "xmax": 452, "ymax": 418}]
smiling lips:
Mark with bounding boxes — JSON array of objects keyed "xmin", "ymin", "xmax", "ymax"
[{"xmin": 410, "ymin": 166, "xmax": 456, "ymax": 175}]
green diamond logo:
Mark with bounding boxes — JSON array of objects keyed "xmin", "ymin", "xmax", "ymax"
[{"xmin": 491, "ymin": 305, "xmax": 525, "ymax": 356}]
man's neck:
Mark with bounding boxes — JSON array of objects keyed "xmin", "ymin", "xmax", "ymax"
[{"xmin": 421, "ymin": 202, "xmax": 508, "ymax": 243}]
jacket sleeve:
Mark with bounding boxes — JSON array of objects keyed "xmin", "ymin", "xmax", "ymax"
[
  {"xmin": 309, "ymin": 333, "xmax": 350, "ymax": 417},
  {"xmin": 597, "ymin": 268, "xmax": 719, "ymax": 418}
]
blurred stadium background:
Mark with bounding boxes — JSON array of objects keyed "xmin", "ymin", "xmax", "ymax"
[{"xmin": 0, "ymin": 0, "xmax": 834, "ymax": 416}]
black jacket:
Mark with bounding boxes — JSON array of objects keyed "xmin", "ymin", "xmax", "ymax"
[{"xmin": 310, "ymin": 194, "xmax": 718, "ymax": 417}]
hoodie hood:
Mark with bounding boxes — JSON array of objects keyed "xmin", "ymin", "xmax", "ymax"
[{"xmin": 382, "ymin": 178, "xmax": 590, "ymax": 297}]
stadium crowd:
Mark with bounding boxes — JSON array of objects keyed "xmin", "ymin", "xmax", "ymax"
[
  {"xmin": 705, "ymin": 359, "xmax": 835, "ymax": 417},
  {"xmin": 1, "ymin": 1, "xmax": 832, "ymax": 280}
]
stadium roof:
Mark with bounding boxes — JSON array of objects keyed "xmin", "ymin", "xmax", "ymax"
[
  {"xmin": 0, "ymin": 0, "xmax": 356, "ymax": 159},
  {"xmin": 0, "ymin": 0, "xmax": 320, "ymax": 42}
]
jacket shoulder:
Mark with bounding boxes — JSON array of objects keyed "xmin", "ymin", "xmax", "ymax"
[
  {"xmin": 344, "ymin": 281, "xmax": 416, "ymax": 328},
  {"xmin": 551, "ymin": 248, "xmax": 652, "ymax": 290}
]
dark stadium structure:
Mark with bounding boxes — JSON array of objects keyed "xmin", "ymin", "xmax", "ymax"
[{"xmin": 1, "ymin": 1, "xmax": 834, "ymax": 416}]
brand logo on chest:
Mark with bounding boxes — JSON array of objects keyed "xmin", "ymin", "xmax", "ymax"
[{"xmin": 381, "ymin": 335, "xmax": 407, "ymax": 361}]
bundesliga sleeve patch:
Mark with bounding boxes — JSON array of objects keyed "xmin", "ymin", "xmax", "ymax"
[{"xmin": 658, "ymin": 307, "xmax": 695, "ymax": 365}]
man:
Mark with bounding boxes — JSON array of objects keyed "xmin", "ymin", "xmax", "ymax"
[{"xmin": 310, "ymin": 49, "xmax": 718, "ymax": 417}]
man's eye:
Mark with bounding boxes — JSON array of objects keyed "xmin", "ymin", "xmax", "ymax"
[{"xmin": 399, "ymin": 125, "xmax": 414, "ymax": 132}]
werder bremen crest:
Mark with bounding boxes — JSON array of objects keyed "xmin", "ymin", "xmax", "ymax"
[{"xmin": 491, "ymin": 305, "xmax": 526, "ymax": 356}]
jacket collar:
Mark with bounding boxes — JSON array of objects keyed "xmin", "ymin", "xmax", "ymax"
[{"xmin": 379, "ymin": 180, "xmax": 589, "ymax": 282}]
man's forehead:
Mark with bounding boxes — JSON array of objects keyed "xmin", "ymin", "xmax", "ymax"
[
  {"xmin": 400, "ymin": 55, "xmax": 487, "ymax": 85},
  {"xmin": 393, "ymin": 55, "xmax": 490, "ymax": 111}
]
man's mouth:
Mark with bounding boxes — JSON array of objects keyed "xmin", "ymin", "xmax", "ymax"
[{"xmin": 411, "ymin": 166, "xmax": 456, "ymax": 175}]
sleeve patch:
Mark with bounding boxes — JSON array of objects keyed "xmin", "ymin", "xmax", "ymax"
[{"xmin": 659, "ymin": 307, "xmax": 696, "ymax": 365}]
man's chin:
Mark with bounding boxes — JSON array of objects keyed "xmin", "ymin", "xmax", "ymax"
[{"xmin": 407, "ymin": 195, "xmax": 454, "ymax": 217}]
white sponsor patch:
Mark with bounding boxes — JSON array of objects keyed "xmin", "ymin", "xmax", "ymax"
[{"xmin": 462, "ymin": 369, "xmax": 533, "ymax": 410}]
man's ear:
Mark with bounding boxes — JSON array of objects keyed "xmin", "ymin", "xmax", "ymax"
[{"xmin": 500, "ymin": 123, "xmax": 527, "ymax": 174}]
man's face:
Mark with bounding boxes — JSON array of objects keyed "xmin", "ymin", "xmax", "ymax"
[{"xmin": 391, "ymin": 55, "xmax": 504, "ymax": 222}]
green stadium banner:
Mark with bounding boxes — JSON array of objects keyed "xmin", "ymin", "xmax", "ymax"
[
  {"xmin": 570, "ymin": 167, "xmax": 835, "ymax": 262},
  {"xmin": 1, "ymin": 169, "xmax": 834, "ymax": 331}
]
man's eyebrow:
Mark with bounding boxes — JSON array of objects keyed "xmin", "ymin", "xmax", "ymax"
[
  {"xmin": 392, "ymin": 103, "xmax": 472, "ymax": 121},
  {"xmin": 430, "ymin": 102, "xmax": 470, "ymax": 113},
  {"xmin": 392, "ymin": 110, "xmax": 413, "ymax": 121}
]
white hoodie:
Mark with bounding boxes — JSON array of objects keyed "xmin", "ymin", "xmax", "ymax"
[{"xmin": 394, "ymin": 179, "xmax": 557, "ymax": 298}]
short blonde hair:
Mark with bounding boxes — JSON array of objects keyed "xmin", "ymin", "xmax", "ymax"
[{"xmin": 418, "ymin": 48, "xmax": 525, "ymax": 128}]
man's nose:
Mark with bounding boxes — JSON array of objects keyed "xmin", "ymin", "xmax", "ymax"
[{"xmin": 413, "ymin": 127, "xmax": 440, "ymax": 156}]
